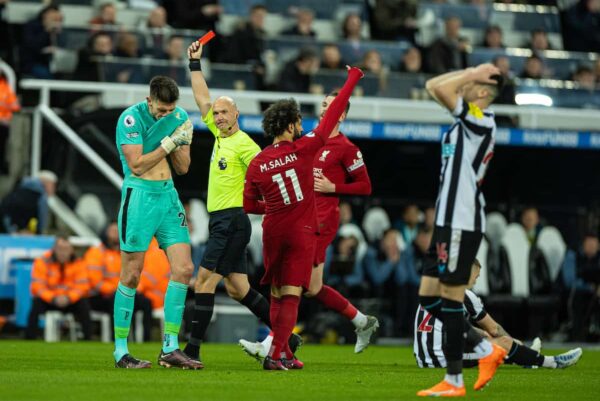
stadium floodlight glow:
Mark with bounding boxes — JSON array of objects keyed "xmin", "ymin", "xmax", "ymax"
[{"xmin": 514, "ymin": 93, "xmax": 553, "ymax": 107}]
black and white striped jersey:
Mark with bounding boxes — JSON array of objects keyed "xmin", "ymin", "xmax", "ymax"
[
  {"xmin": 434, "ymin": 97, "xmax": 496, "ymax": 232},
  {"xmin": 413, "ymin": 290, "xmax": 488, "ymax": 368}
]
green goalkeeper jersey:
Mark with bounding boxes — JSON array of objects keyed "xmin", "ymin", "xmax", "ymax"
[{"xmin": 116, "ymin": 101, "xmax": 189, "ymax": 177}]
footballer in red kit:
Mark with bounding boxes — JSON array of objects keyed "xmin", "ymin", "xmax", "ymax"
[
  {"xmin": 238, "ymin": 89, "xmax": 380, "ymax": 362},
  {"xmin": 243, "ymin": 66, "xmax": 363, "ymax": 370},
  {"xmin": 313, "ymin": 133, "xmax": 371, "ymax": 264},
  {"xmin": 304, "ymin": 93, "xmax": 379, "ymax": 354}
]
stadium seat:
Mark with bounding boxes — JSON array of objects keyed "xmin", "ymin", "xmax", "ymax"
[
  {"xmin": 44, "ymin": 311, "xmax": 78, "ymax": 342},
  {"xmin": 486, "ymin": 212, "xmax": 507, "ymax": 250},
  {"xmin": 133, "ymin": 308, "xmax": 164, "ymax": 342},
  {"xmin": 266, "ymin": 0, "xmax": 340, "ymax": 19},
  {"xmin": 338, "ymin": 222, "xmax": 369, "ymax": 256},
  {"xmin": 187, "ymin": 198, "xmax": 209, "ymax": 246},
  {"xmin": 247, "ymin": 214, "xmax": 264, "ymax": 268},
  {"xmin": 51, "ymin": 49, "xmax": 79, "ymax": 75},
  {"xmin": 536, "ymin": 226, "xmax": 567, "ymax": 283},
  {"xmin": 74, "ymin": 193, "xmax": 108, "ymax": 235},
  {"xmin": 501, "ymin": 223, "xmax": 530, "ymax": 297},
  {"xmin": 473, "ymin": 237, "xmax": 490, "ymax": 296},
  {"xmin": 361, "ymin": 206, "xmax": 390, "ymax": 243},
  {"xmin": 418, "ymin": 3, "xmax": 490, "ymax": 30},
  {"xmin": 207, "ymin": 297, "xmax": 258, "ymax": 343},
  {"xmin": 90, "ymin": 311, "xmax": 111, "ymax": 343},
  {"xmin": 221, "ymin": 0, "xmax": 266, "ymax": 16}
]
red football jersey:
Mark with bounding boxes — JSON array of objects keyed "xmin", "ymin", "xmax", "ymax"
[
  {"xmin": 243, "ymin": 67, "xmax": 364, "ymax": 237},
  {"xmin": 313, "ymin": 133, "xmax": 371, "ymax": 224},
  {"xmin": 245, "ymin": 134, "xmax": 325, "ymax": 233}
]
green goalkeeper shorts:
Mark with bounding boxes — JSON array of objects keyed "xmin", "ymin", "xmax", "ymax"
[{"xmin": 118, "ymin": 176, "xmax": 190, "ymax": 252}]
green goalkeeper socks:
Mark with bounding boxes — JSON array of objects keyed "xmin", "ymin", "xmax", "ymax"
[
  {"xmin": 162, "ymin": 280, "xmax": 188, "ymax": 353},
  {"xmin": 113, "ymin": 282, "xmax": 136, "ymax": 362}
]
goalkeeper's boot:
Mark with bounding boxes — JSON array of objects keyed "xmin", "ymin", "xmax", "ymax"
[
  {"xmin": 417, "ymin": 380, "xmax": 466, "ymax": 397},
  {"xmin": 115, "ymin": 354, "xmax": 151, "ymax": 369},
  {"xmin": 158, "ymin": 349, "xmax": 203, "ymax": 370},
  {"xmin": 474, "ymin": 343, "xmax": 507, "ymax": 390}
]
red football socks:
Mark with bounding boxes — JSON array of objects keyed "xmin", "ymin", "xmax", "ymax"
[
  {"xmin": 269, "ymin": 295, "xmax": 300, "ymax": 360},
  {"xmin": 315, "ymin": 285, "xmax": 358, "ymax": 320},
  {"xmin": 270, "ymin": 295, "xmax": 282, "ymax": 329}
]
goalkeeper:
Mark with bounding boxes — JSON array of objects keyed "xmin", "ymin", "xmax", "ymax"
[{"xmin": 113, "ymin": 75, "xmax": 202, "ymax": 369}]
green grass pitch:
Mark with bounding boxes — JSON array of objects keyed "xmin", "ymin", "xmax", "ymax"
[{"xmin": 1, "ymin": 341, "xmax": 599, "ymax": 401}]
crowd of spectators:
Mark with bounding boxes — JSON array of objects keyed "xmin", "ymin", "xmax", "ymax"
[{"xmin": 0, "ymin": 0, "xmax": 598, "ymax": 98}]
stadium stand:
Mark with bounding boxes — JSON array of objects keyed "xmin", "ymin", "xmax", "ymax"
[{"xmin": 0, "ymin": 0, "xmax": 599, "ymax": 344}]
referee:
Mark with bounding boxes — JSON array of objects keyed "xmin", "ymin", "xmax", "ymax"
[{"xmin": 183, "ymin": 41, "xmax": 271, "ymax": 364}]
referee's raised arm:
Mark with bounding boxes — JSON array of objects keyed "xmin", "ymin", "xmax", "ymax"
[{"xmin": 187, "ymin": 41, "xmax": 212, "ymax": 118}]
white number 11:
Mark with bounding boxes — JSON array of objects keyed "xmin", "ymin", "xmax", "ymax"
[{"xmin": 272, "ymin": 168, "xmax": 304, "ymax": 205}]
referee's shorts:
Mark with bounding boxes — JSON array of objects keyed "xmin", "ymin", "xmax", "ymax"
[{"xmin": 200, "ymin": 207, "xmax": 251, "ymax": 276}]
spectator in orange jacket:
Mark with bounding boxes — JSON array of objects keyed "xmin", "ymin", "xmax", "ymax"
[
  {"xmin": 0, "ymin": 74, "xmax": 20, "ymax": 173},
  {"xmin": 138, "ymin": 238, "xmax": 171, "ymax": 311},
  {"xmin": 84, "ymin": 222, "xmax": 153, "ymax": 340},
  {"xmin": 26, "ymin": 236, "xmax": 92, "ymax": 340}
]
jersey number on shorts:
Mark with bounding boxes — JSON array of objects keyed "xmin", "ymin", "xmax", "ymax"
[
  {"xmin": 272, "ymin": 168, "xmax": 304, "ymax": 205},
  {"xmin": 178, "ymin": 212, "xmax": 188, "ymax": 227},
  {"xmin": 417, "ymin": 312, "xmax": 434, "ymax": 333}
]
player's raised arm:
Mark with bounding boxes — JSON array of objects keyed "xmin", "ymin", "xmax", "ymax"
[
  {"xmin": 188, "ymin": 41, "xmax": 212, "ymax": 118},
  {"xmin": 313, "ymin": 66, "xmax": 363, "ymax": 142},
  {"xmin": 425, "ymin": 64, "xmax": 500, "ymax": 112}
]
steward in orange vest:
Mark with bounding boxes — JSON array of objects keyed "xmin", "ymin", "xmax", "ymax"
[{"xmin": 26, "ymin": 236, "xmax": 92, "ymax": 340}]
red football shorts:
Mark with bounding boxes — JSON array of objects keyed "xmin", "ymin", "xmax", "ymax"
[
  {"xmin": 261, "ymin": 228, "xmax": 316, "ymax": 289},
  {"xmin": 314, "ymin": 208, "xmax": 340, "ymax": 266}
]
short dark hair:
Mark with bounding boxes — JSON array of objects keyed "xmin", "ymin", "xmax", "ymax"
[
  {"xmin": 262, "ymin": 98, "xmax": 300, "ymax": 138},
  {"xmin": 88, "ymin": 31, "xmax": 111, "ymax": 49},
  {"xmin": 575, "ymin": 65, "xmax": 594, "ymax": 75},
  {"xmin": 481, "ymin": 74, "xmax": 504, "ymax": 103},
  {"xmin": 473, "ymin": 258, "xmax": 482, "ymax": 269},
  {"xmin": 531, "ymin": 28, "xmax": 547, "ymax": 37},
  {"xmin": 326, "ymin": 91, "xmax": 351, "ymax": 114},
  {"xmin": 38, "ymin": 4, "xmax": 60, "ymax": 19},
  {"xmin": 296, "ymin": 47, "xmax": 318, "ymax": 62},
  {"xmin": 250, "ymin": 4, "xmax": 267, "ymax": 13},
  {"xmin": 149, "ymin": 76, "xmax": 179, "ymax": 103}
]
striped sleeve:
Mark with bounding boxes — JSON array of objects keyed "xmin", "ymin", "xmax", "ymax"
[
  {"xmin": 464, "ymin": 290, "xmax": 487, "ymax": 321},
  {"xmin": 452, "ymin": 97, "xmax": 495, "ymax": 136}
]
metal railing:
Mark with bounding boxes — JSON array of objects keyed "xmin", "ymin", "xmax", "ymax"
[
  {"xmin": 20, "ymin": 78, "xmax": 600, "ymax": 132},
  {"xmin": 0, "ymin": 59, "xmax": 16, "ymax": 91}
]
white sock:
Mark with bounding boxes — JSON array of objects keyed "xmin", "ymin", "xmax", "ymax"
[
  {"xmin": 262, "ymin": 333, "xmax": 274, "ymax": 348},
  {"xmin": 444, "ymin": 373, "xmax": 464, "ymax": 387},
  {"xmin": 542, "ymin": 356, "xmax": 557, "ymax": 369},
  {"xmin": 474, "ymin": 339, "xmax": 493, "ymax": 358},
  {"xmin": 352, "ymin": 311, "xmax": 368, "ymax": 329}
]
